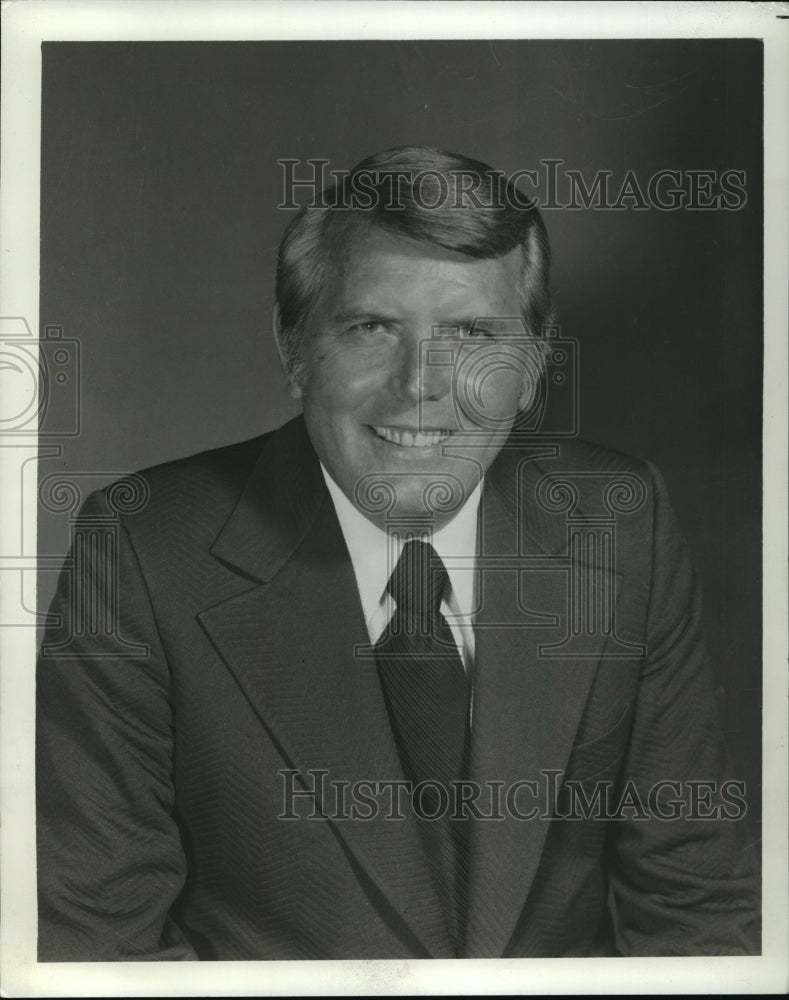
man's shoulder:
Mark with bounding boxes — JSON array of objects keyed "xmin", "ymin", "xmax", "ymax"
[
  {"xmin": 542, "ymin": 436, "xmax": 653, "ymax": 477},
  {"xmin": 497, "ymin": 434, "xmax": 655, "ymax": 487},
  {"xmin": 100, "ymin": 417, "xmax": 306, "ymax": 530},
  {"xmin": 491, "ymin": 435, "xmax": 660, "ymax": 538},
  {"xmin": 134, "ymin": 431, "xmax": 271, "ymax": 495}
]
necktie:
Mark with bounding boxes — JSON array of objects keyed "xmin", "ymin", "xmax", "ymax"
[{"xmin": 374, "ymin": 539, "xmax": 471, "ymax": 952}]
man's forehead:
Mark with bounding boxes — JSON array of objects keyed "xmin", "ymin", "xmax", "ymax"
[{"xmin": 328, "ymin": 224, "xmax": 522, "ymax": 296}]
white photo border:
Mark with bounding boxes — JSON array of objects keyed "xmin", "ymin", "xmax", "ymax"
[{"xmin": 1, "ymin": 1, "xmax": 786, "ymax": 995}]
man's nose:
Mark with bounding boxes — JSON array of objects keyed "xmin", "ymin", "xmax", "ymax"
[{"xmin": 390, "ymin": 330, "xmax": 448, "ymax": 403}]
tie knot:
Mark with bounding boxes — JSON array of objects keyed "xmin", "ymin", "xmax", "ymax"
[{"xmin": 388, "ymin": 540, "xmax": 449, "ymax": 617}]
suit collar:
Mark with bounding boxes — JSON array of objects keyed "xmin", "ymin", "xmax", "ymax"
[
  {"xmin": 210, "ymin": 416, "xmax": 327, "ymax": 583},
  {"xmin": 484, "ymin": 440, "xmax": 568, "ymax": 557}
]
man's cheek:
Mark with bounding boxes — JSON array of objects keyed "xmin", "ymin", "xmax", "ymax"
[
  {"xmin": 454, "ymin": 365, "xmax": 523, "ymax": 426},
  {"xmin": 309, "ymin": 355, "xmax": 389, "ymax": 412}
]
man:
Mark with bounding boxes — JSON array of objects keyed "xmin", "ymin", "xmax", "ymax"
[{"xmin": 37, "ymin": 147, "xmax": 758, "ymax": 960}]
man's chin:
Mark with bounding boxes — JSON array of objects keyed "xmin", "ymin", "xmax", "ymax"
[{"xmin": 352, "ymin": 464, "xmax": 479, "ymax": 528}]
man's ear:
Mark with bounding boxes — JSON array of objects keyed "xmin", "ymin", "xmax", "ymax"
[{"xmin": 272, "ymin": 303, "xmax": 303, "ymax": 400}]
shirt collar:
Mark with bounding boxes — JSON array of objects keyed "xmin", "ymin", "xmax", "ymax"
[{"xmin": 320, "ymin": 464, "xmax": 482, "ymax": 628}]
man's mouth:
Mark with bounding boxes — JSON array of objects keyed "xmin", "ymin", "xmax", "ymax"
[{"xmin": 372, "ymin": 425, "xmax": 452, "ymax": 448}]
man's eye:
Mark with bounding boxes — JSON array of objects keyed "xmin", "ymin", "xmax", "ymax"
[
  {"xmin": 351, "ymin": 321, "xmax": 387, "ymax": 335},
  {"xmin": 463, "ymin": 325, "xmax": 494, "ymax": 339}
]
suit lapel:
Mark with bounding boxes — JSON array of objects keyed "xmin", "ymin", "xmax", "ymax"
[
  {"xmin": 197, "ymin": 418, "xmax": 453, "ymax": 957},
  {"xmin": 464, "ymin": 446, "xmax": 620, "ymax": 958}
]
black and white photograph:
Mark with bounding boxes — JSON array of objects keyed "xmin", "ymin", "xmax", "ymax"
[{"xmin": 1, "ymin": 2, "xmax": 787, "ymax": 995}]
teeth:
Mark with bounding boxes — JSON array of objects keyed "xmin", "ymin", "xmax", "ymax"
[{"xmin": 373, "ymin": 426, "xmax": 451, "ymax": 447}]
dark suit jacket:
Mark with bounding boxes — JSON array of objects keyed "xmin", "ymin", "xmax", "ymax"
[{"xmin": 36, "ymin": 416, "xmax": 759, "ymax": 960}]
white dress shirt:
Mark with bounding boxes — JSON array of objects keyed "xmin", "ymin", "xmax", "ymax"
[{"xmin": 320, "ymin": 464, "xmax": 482, "ymax": 672}]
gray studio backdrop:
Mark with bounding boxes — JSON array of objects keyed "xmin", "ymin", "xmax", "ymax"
[{"xmin": 38, "ymin": 40, "xmax": 762, "ymax": 822}]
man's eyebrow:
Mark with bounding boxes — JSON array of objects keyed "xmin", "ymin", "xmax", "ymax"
[
  {"xmin": 331, "ymin": 309, "xmax": 399, "ymax": 324},
  {"xmin": 435, "ymin": 316, "xmax": 495, "ymax": 331},
  {"xmin": 329, "ymin": 311, "xmax": 500, "ymax": 328},
  {"xmin": 443, "ymin": 317, "xmax": 478, "ymax": 327}
]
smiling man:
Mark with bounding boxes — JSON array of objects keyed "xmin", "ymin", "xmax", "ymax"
[
  {"xmin": 283, "ymin": 225, "xmax": 526, "ymax": 525},
  {"xmin": 37, "ymin": 147, "xmax": 758, "ymax": 960},
  {"xmin": 273, "ymin": 148, "xmax": 554, "ymax": 531}
]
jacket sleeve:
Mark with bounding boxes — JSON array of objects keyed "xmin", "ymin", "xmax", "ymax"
[
  {"xmin": 607, "ymin": 462, "xmax": 760, "ymax": 955},
  {"xmin": 36, "ymin": 488, "xmax": 197, "ymax": 960}
]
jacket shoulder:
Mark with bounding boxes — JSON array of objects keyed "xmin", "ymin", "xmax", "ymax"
[
  {"xmin": 495, "ymin": 436, "xmax": 657, "ymax": 509},
  {"xmin": 136, "ymin": 433, "xmax": 271, "ymax": 493},
  {"xmin": 95, "ymin": 430, "xmax": 276, "ymax": 538},
  {"xmin": 541, "ymin": 437, "xmax": 653, "ymax": 478}
]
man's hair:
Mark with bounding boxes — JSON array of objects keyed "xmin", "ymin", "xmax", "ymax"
[{"xmin": 275, "ymin": 146, "xmax": 556, "ymax": 388}]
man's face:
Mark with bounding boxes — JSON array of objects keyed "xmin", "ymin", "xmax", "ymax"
[{"xmin": 294, "ymin": 225, "xmax": 528, "ymax": 527}]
